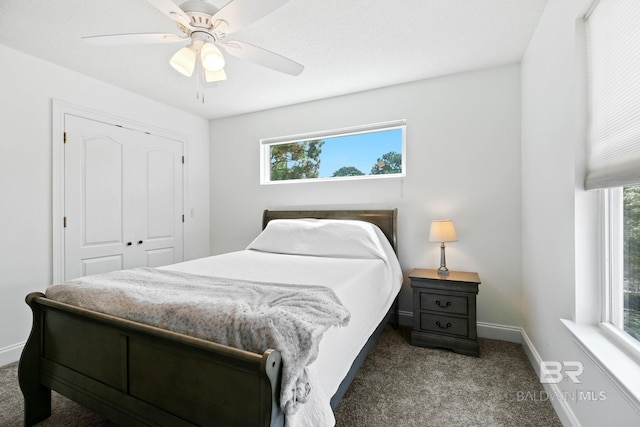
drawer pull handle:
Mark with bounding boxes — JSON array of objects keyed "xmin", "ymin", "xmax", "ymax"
[
  {"xmin": 435, "ymin": 300, "xmax": 451, "ymax": 308},
  {"xmin": 435, "ymin": 321, "xmax": 452, "ymax": 329}
]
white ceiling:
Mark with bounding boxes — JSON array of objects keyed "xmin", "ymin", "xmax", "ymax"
[{"xmin": 0, "ymin": 0, "xmax": 548, "ymax": 120}]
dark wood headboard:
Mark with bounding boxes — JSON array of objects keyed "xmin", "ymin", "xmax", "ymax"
[{"xmin": 262, "ymin": 209, "xmax": 398, "ymax": 253}]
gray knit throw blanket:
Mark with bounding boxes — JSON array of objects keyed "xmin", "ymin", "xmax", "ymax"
[{"xmin": 46, "ymin": 267, "xmax": 351, "ymax": 414}]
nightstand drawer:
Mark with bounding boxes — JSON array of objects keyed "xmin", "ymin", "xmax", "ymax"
[
  {"xmin": 420, "ymin": 293, "xmax": 468, "ymax": 315},
  {"xmin": 420, "ymin": 313, "xmax": 468, "ymax": 337}
]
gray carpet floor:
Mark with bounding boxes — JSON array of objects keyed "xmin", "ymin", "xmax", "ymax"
[{"xmin": 0, "ymin": 326, "xmax": 561, "ymax": 426}]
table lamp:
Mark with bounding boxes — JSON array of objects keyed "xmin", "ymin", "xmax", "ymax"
[{"xmin": 429, "ymin": 219, "xmax": 457, "ymax": 275}]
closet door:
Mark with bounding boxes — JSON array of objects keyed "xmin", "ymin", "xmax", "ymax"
[
  {"xmin": 125, "ymin": 133, "xmax": 184, "ymax": 270},
  {"xmin": 63, "ymin": 115, "xmax": 183, "ymax": 281}
]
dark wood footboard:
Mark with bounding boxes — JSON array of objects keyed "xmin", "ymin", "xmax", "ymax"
[{"xmin": 18, "ymin": 292, "xmax": 284, "ymax": 427}]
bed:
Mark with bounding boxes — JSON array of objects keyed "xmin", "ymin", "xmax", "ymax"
[{"xmin": 19, "ymin": 209, "xmax": 402, "ymax": 427}]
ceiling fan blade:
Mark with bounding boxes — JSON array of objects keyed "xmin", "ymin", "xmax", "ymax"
[
  {"xmin": 83, "ymin": 33, "xmax": 188, "ymax": 45},
  {"xmin": 218, "ymin": 40, "xmax": 304, "ymax": 76},
  {"xmin": 219, "ymin": 40, "xmax": 303, "ymax": 76},
  {"xmin": 212, "ymin": 0, "xmax": 289, "ymax": 34},
  {"xmin": 146, "ymin": 0, "xmax": 192, "ymax": 27}
]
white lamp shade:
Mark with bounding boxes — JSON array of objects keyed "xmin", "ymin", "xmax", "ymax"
[
  {"xmin": 204, "ymin": 67, "xmax": 227, "ymax": 83},
  {"xmin": 200, "ymin": 42, "xmax": 225, "ymax": 72},
  {"xmin": 170, "ymin": 46, "xmax": 196, "ymax": 77},
  {"xmin": 429, "ymin": 220, "xmax": 457, "ymax": 242}
]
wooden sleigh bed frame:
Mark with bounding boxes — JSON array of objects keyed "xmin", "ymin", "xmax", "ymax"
[{"xmin": 19, "ymin": 209, "xmax": 399, "ymax": 426}]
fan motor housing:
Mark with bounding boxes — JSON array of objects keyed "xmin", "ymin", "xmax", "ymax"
[{"xmin": 180, "ymin": 0, "xmax": 219, "ymax": 29}]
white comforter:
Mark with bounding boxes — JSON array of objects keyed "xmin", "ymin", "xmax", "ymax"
[
  {"xmin": 162, "ymin": 249, "xmax": 402, "ymax": 426},
  {"xmin": 163, "ymin": 219, "xmax": 403, "ymax": 426}
]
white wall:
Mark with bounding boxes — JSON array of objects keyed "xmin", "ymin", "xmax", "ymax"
[
  {"xmin": 0, "ymin": 45, "xmax": 211, "ymax": 366},
  {"xmin": 521, "ymin": 0, "xmax": 640, "ymax": 424},
  {"xmin": 209, "ymin": 64, "xmax": 522, "ymax": 332}
]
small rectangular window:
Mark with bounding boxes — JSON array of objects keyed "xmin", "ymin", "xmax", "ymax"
[{"xmin": 260, "ymin": 120, "xmax": 406, "ymax": 184}]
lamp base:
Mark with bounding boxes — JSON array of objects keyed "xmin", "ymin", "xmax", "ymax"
[
  {"xmin": 438, "ymin": 243, "xmax": 449, "ymax": 275},
  {"xmin": 437, "ymin": 267, "xmax": 450, "ymax": 275}
]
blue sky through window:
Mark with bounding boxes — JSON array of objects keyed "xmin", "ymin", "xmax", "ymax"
[{"xmin": 317, "ymin": 128, "xmax": 403, "ymax": 178}]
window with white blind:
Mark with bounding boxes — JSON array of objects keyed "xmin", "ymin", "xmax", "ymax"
[
  {"xmin": 586, "ymin": 0, "xmax": 640, "ymax": 346},
  {"xmin": 585, "ymin": 0, "xmax": 640, "ymax": 190}
]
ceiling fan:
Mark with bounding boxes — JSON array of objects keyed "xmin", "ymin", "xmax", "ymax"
[{"xmin": 83, "ymin": 0, "xmax": 304, "ymax": 98}]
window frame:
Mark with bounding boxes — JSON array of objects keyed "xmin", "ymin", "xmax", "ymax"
[
  {"xmin": 602, "ymin": 187, "xmax": 640, "ymax": 359},
  {"xmin": 259, "ymin": 120, "xmax": 406, "ymax": 185},
  {"xmin": 604, "ymin": 187, "xmax": 625, "ymax": 328}
]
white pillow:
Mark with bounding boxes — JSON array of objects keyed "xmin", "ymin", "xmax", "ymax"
[{"xmin": 247, "ymin": 219, "xmax": 391, "ymax": 260}]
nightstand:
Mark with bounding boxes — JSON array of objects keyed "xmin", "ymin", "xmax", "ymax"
[{"xmin": 409, "ymin": 268, "xmax": 481, "ymax": 357}]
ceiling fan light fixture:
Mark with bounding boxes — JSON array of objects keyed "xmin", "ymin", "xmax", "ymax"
[
  {"xmin": 204, "ymin": 67, "xmax": 227, "ymax": 83},
  {"xmin": 170, "ymin": 46, "xmax": 196, "ymax": 77},
  {"xmin": 200, "ymin": 42, "xmax": 225, "ymax": 72}
]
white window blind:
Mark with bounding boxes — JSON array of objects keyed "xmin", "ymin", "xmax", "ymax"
[{"xmin": 585, "ymin": 0, "xmax": 640, "ymax": 190}]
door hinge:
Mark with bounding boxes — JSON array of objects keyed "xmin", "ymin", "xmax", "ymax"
[
  {"xmin": 63, "ymin": 132, "xmax": 67, "ymax": 144},
  {"xmin": 63, "ymin": 216, "xmax": 67, "ymax": 228},
  {"xmin": 182, "ymin": 214, "xmax": 185, "ymax": 223},
  {"xmin": 182, "ymin": 156, "xmax": 185, "ymax": 164}
]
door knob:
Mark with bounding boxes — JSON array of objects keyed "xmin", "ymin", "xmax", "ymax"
[
  {"xmin": 137, "ymin": 240, "xmax": 143, "ymax": 245},
  {"xmin": 126, "ymin": 242, "xmax": 132, "ymax": 246}
]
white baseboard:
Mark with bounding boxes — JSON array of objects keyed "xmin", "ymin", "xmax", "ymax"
[
  {"xmin": 0, "ymin": 341, "xmax": 24, "ymax": 368},
  {"xmin": 477, "ymin": 321, "xmax": 522, "ymax": 343},
  {"xmin": 520, "ymin": 329, "xmax": 581, "ymax": 427}
]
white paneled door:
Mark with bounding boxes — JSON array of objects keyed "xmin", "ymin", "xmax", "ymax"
[{"xmin": 64, "ymin": 115, "xmax": 183, "ymax": 281}]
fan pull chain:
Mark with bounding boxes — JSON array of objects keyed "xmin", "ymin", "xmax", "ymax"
[
  {"xmin": 196, "ymin": 75, "xmax": 202, "ymax": 103},
  {"xmin": 194, "ymin": 49, "xmax": 205, "ymax": 104},
  {"xmin": 195, "ymin": 83, "xmax": 205, "ymax": 104}
]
